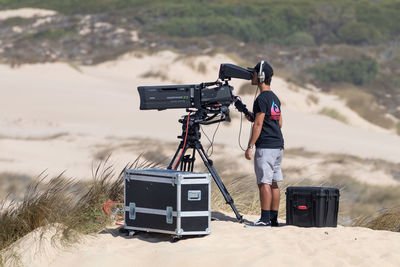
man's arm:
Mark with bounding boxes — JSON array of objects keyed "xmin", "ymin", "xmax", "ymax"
[
  {"xmin": 279, "ymin": 113, "xmax": 282, "ymax": 128},
  {"xmin": 245, "ymin": 112, "xmax": 265, "ymax": 160},
  {"xmin": 248, "ymin": 112, "xmax": 265, "ymax": 147}
]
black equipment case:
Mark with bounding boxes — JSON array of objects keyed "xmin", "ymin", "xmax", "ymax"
[
  {"xmin": 286, "ymin": 187, "xmax": 340, "ymax": 227},
  {"xmin": 124, "ymin": 168, "xmax": 211, "ymax": 236}
]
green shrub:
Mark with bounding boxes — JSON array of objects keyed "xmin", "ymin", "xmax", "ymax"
[
  {"xmin": 337, "ymin": 22, "xmax": 381, "ymax": 44},
  {"xmin": 2, "ymin": 17, "xmax": 32, "ymax": 27},
  {"xmin": 355, "ymin": 2, "xmax": 400, "ymax": 39},
  {"xmin": 0, "ymin": 0, "xmax": 398, "ymax": 45},
  {"xmin": 309, "ymin": 56, "xmax": 378, "ymax": 85},
  {"xmin": 24, "ymin": 27, "xmax": 77, "ymax": 41},
  {"xmin": 286, "ymin": 31, "xmax": 315, "ymax": 46}
]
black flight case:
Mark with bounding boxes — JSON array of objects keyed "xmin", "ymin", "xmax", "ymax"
[
  {"xmin": 124, "ymin": 168, "xmax": 211, "ymax": 236},
  {"xmin": 286, "ymin": 186, "xmax": 340, "ymax": 227}
]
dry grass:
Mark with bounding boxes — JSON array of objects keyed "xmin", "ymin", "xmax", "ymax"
[
  {"xmin": 318, "ymin": 107, "xmax": 348, "ymax": 123},
  {"xmin": 334, "ymin": 88, "xmax": 395, "ymax": 129},
  {"xmin": 139, "ymin": 70, "xmax": 169, "ymax": 81},
  {"xmin": 142, "ymin": 150, "xmax": 170, "ymax": 166},
  {"xmin": 397, "ymin": 122, "xmax": 400, "ymax": 136},
  {"xmin": 355, "ymin": 206, "xmax": 400, "ymax": 232},
  {"xmin": 197, "ymin": 62, "xmax": 207, "ymax": 74},
  {"xmin": 180, "ymin": 57, "xmax": 208, "ymax": 74},
  {"xmin": 238, "ymin": 83, "xmax": 256, "ymax": 95},
  {"xmin": 0, "ymin": 157, "xmax": 161, "ymax": 265},
  {"xmin": 306, "ymin": 94, "xmax": 319, "ymax": 105}
]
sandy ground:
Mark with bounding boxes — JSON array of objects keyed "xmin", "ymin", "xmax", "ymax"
[
  {"xmin": 3, "ymin": 213, "xmax": 399, "ymax": 267},
  {"xmin": 1, "ymin": 50, "xmax": 400, "ymax": 182},
  {"xmin": 0, "ymin": 8, "xmax": 57, "ymax": 20}
]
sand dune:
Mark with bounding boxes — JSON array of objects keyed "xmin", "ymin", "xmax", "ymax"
[
  {"xmin": 1, "ymin": 50, "xmax": 400, "ymax": 180},
  {"xmin": 5, "ymin": 213, "xmax": 400, "ymax": 267}
]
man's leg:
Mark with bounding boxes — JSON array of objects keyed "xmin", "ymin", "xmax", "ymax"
[
  {"xmin": 270, "ymin": 149, "xmax": 283, "ymax": 226},
  {"xmin": 271, "ymin": 182, "xmax": 280, "ymax": 210},
  {"xmin": 258, "ymin": 183, "xmax": 272, "ymax": 210},
  {"xmin": 270, "ymin": 182, "xmax": 280, "ymax": 226},
  {"xmin": 258, "ymin": 183, "xmax": 272, "ymax": 223},
  {"xmin": 253, "ymin": 148, "xmax": 274, "ymax": 226}
]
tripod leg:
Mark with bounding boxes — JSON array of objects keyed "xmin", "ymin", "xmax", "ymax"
[
  {"xmin": 190, "ymin": 148, "xmax": 196, "ymax": 172},
  {"xmin": 195, "ymin": 143, "xmax": 243, "ymax": 222},
  {"xmin": 168, "ymin": 144, "xmax": 182, "ymax": 170},
  {"xmin": 181, "ymin": 156, "xmax": 187, "ymax": 171},
  {"xmin": 172, "ymin": 143, "xmax": 190, "ymax": 171}
]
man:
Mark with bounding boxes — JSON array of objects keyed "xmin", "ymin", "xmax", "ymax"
[{"xmin": 245, "ymin": 61, "xmax": 284, "ymax": 227}]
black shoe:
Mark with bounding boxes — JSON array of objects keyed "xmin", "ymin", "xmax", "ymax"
[
  {"xmin": 245, "ymin": 219, "xmax": 272, "ymax": 228},
  {"xmin": 271, "ymin": 220, "xmax": 279, "ymax": 227}
]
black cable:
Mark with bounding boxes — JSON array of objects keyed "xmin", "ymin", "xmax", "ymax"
[
  {"xmin": 200, "ymin": 120, "xmax": 220, "ymax": 157},
  {"xmin": 237, "ymin": 86, "xmax": 259, "ymax": 151},
  {"xmin": 200, "ymin": 125, "xmax": 212, "ymax": 150},
  {"xmin": 206, "ymin": 121, "xmax": 221, "ymax": 157},
  {"xmin": 238, "ymin": 111, "xmax": 246, "ymax": 151}
]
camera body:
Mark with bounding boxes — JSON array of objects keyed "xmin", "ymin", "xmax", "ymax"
[
  {"xmin": 137, "ymin": 63, "xmax": 253, "ymax": 112},
  {"xmin": 138, "ymin": 82, "xmax": 233, "ymax": 111}
]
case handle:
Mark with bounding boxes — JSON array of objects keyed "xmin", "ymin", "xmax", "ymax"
[{"xmin": 188, "ymin": 190, "xmax": 201, "ymax": 201}]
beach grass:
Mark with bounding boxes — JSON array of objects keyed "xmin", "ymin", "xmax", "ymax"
[
  {"xmin": 0, "ymin": 156, "xmax": 161, "ymax": 264},
  {"xmin": 355, "ymin": 206, "xmax": 400, "ymax": 232}
]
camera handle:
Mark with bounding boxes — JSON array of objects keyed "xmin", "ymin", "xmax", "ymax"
[{"xmin": 233, "ymin": 96, "xmax": 254, "ymax": 122}]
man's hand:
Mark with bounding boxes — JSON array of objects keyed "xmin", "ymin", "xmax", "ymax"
[
  {"xmin": 245, "ymin": 112, "xmax": 254, "ymax": 122},
  {"xmin": 245, "ymin": 148, "xmax": 253, "ymax": 160}
]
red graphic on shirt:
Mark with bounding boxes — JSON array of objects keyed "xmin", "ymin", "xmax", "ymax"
[{"xmin": 270, "ymin": 101, "xmax": 280, "ymax": 120}]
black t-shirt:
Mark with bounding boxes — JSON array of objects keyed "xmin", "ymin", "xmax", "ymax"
[{"xmin": 252, "ymin": 91, "xmax": 284, "ymax": 149}]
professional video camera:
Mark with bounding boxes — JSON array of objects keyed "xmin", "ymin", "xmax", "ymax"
[
  {"xmin": 137, "ymin": 63, "xmax": 255, "ymax": 223},
  {"xmin": 138, "ymin": 64, "xmax": 254, "ymax": 121}
]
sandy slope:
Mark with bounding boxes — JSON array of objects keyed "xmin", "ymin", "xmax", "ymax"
[
  {"xmin": 5, "ymin": 213, "xmax": 400, "ymax": 267},
  {"xmin": 0, "ymin": 8, "xmax": 57, "ymax": 20},
  {"xmin": 1, "ymin": 50, "xmax": 400, "ymax": 180}
]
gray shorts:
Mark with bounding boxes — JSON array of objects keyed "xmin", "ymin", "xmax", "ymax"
[{"xmin": 254, "ymin": 148, "xmax": 284, "ymax": 185}]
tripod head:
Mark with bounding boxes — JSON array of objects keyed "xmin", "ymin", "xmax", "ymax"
[{"xmin": 177, "ymin": 106, "xmax": 230, "ymax": 142}]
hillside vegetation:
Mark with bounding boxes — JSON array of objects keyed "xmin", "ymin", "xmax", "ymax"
[{"xmin": 1, "ymin": 0, "xmax": 399, "ymax": 46}]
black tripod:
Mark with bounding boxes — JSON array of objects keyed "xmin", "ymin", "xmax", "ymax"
[{"xmin": 167, "ymin": 108, "xmax": 243, "ymax": 222}]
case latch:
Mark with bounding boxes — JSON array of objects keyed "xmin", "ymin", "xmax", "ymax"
[
  {"xmin": 166, "ymin": 206, "xmax": 173, "ymax": 224},
  {"xmin": 129, "ymin": 202, "xmax": 136, "ymax": 220}
]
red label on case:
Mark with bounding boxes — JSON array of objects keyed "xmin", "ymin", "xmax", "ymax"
[{"xmin": 298, "ymin": 205, "xmax": 308, "ymax": 210}]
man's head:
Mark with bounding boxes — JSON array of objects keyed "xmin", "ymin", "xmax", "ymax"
[{"xmin": 249, "ymin": 61, "xmax": 273, "ymax": 86}]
